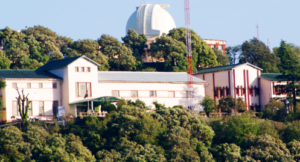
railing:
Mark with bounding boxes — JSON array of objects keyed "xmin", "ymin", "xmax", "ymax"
[{"xmin": 79, "ymin": 111, "xmax": 107, "ymax": 118}]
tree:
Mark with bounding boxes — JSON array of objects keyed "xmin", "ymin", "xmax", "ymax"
[
  {"xmin": 98, "ymin": 34, "xmax": 137, "ymax": 71},
  {"xmin": 241, "ymin": 134, "xmax": 293, "ymax": 161},
  {"xmin": 16, "ymin": 88, "xmax": 31, "ymax": 122},
  {"xmin": 200, "ymin": 95, "xmax": 217, "ymax": 117},
  {"xmin": 213, "ymin": 48, "xmax": 230, "ymax": 66},
  {"xmin": 277, "ymin": 40, "xmax": 300, "ymax": 112},
  {"xmin": 71, "ymin": 39, "xmax": 110, "ymax": 70},
  {"xmin": 236, "ymin": 97, "xmax": 247, "ymax": 112},
  {"xmin": 287, "ymin": 140, "xmax": 300, "ymax": 161},
  {"xmin": 0, "ymin": 79, "xmax": 6, "ymax": 116},
  {"xmin": 122, "ymin": 29, "xmax": 147, "ymax": 60},
  {"xmin": 239, "ymin": 38, "xmax": 279, "ymax": 73},
  {"xmin": 226, "ymin": 45, "xmax": 240, "ymax": 64},
  {"xmin": 168, "ymin": 28, "xmax": 218, "ymax": 69},
  {"xmin": 218, "ymin": 96, "xmax": 235, "ymax": 112},
  {"xmin": 210, "ymin": 143, "xmax": 241, "ymax": 162},
  {"xmin": 150, "ymin": 34, "xmax": 187, "ymax": 71},
  {"xmin": 263, "ymin": 99, "xmax": 285, "ymax": 120}
]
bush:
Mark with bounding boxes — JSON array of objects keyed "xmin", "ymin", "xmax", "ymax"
[{"xmin": 101, "ymin": 101, "xmax": 117, "ymax": 113}]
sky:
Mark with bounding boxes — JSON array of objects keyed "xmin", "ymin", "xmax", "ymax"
[{"xmin": 1, "ymin": 0, "xmax": 299, "ymax": 50}]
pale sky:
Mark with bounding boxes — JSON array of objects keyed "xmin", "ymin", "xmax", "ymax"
[{"xmin": 1, "ymin": 0, "xmax": 299, "ymax": 50}]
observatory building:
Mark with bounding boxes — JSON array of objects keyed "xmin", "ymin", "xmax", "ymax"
[{"xmin": 126, "ymin": 3, "xmax": 176, "ymax": 38}]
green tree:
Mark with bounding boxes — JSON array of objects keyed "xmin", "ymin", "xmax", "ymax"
[
  {"xmin": 98, "ymin": 34, "xmax": 136, "ymax": 71},
  {"xmin": 150, "ymin": 34, "xmax": 187, "ymax": 71},
  {"xmin": 236, "ymin": 97, "xmax": 247, "ymax": 112},
  {"xmin": 210, "ymin": 143, "xmax": 241, "ymax": 162},
  {"xmin": 277, "ymin": 40, "xmax": 300, "ymax": 112},
  {"xmin": 239, "ymin": 38, "xmax": 279, "ymax": 73},
  {"xmin": 218, "ymin": 96, "xmax": 235, "ymax": 112},
  {"xmin": 71, "ymin": 39, "xmax": 110, "ymax": 70},
  {"xmin": 122, "ymin": 29, "xmax": 147, "ymax": 60},
  {"xmin": 287, "ymin": 140, "xmax": 300, "ymax": 161},
  {"xmin": 213, "ymin": 48, "xmax": 230, "ymax": 66},
  {"xmin": 168, "ymin": 28, "xmax": 218, "ymax": 69},
  {"xmin": 241, "ymin": 134, "xmax": 293, "ymax": 161},
  {"xmin": 200, "ymin": 95, "xmax": 217, "ymax": 117}
]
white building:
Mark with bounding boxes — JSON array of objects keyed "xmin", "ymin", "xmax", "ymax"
[{"xmin": 0, "ymin": 56, "xmax": 206, "ymax": 122}]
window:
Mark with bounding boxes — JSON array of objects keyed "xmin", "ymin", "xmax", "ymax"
[
  {"xmin": 39, "ymin": 101, "xmax": 44, "ymax": 116},
  {"xmin": 214, "ymin": 90, "xmax": 218, "ymax": 97},
  {"xmin": 226, "ymin": 87, "xmax": 230, "ymax": 95},
  {"xmin": 87, "ymin": 67, "xmax": 91, "ymax": 72},
  {"xmin": 13, "ymin": 101, "xmax": 19, "ymax": 116},
  {"xmin": 53, "ymin": 82, "xmax": 57, "ymax": 88},
  {"xmin": 236, "ymin": 88, "xmax": 239, "ymax": 96},
  {"xmin": 27, "ymin": 83, "xmax": 31, "ymax": 88},
  {"xmin": 53, "ymin": 101, "xmax": 58, "ymax": 116},
  {"xmin": 149, "ymin": 91, "xmax": 157, "ymax": 97},
  {"xmin": 81, "ymin": 67, "xmax": 85, "ymax": 72},
  {"xmin": 249, "ymin": 88, "xmax": 253, "ymax": 96},
  {"xmin": 211, "ymin": 45, "xmax": 215, "ymax": 49},
  {"xmin": 12, "ymin": 83, "xmax": 17, "ymax": 88},
  {"xmin": 75, "ymin": 67, "xmax": 79, "ymax": 72},
  {"xmin": 220, "ymin": 89, "xmax": 224, "ymax": 97},
  {"xmin": 255, "ymin": 88, "xmax": 259, "ymax": 96},
  {"xmin": 39, "ymin": 83, "xmax": 43, "ymax": 88},
  {"xmin": 112, "ymin": 90, "xmax": 119, "ymax": 97},
  {"xmin": 218, "ymin": 45, "xmax": 223, "ymax": 51},
  {"xmin": 28, "ymin": 102, "xmax": 32, "ymax": 116},
  {"xmin": 76, "ymin": 83, "xmax": 91, "ymax": 97},
  {"xmin": 168, "ymin": 91, "xmax": 175, "ymax": 97},
  {"xmin": 131, "ymin": 91, "xmax": 138, "ymax": 97},
  {"xmin": 241, "ymin": 88, "xmax": 245, "ymax": 95}
]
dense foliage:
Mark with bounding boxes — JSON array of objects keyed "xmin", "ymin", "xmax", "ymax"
[{"xmin": 1, "ymin": 99, "xmax": 300, "ymax": 161}]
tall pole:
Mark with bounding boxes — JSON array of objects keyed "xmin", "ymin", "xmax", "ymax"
[
  {"xmin": 256, "ymin": 24, "xmax": 259, "ymax": 40},
  {"xmin": 185, "ymin": 0, "xmax": 194, "ymax": 112}
]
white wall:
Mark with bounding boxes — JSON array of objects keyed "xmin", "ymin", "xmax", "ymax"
[
  {"xmin": 3, "ymin": 79, "xmax": 61, "ymax": 122},
  {"xmin": 97, "ymin": 82, "xmax": 205, "ymax": 112},
  {"xmin": 66, "ymin": 58, "xmax": 99, "ymax": 114}
]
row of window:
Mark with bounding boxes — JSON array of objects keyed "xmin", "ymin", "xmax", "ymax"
[
  {"xmin": 112, "ymin": 90, "xmax": 192, "ymax": 98},
  {"xmin": 12, "ymin": 101, "xmax": 58, "ymax": 116},
  {"xmin": 75, "ymin": 67, "xmax": 91, "ymax": 72},
  {"xmin": 274, "ymin": 85, "xmax": 286, "ymax": 95},
  {"xmin": 76, "ymin": 82, "xmax": 91, "ymax": 97},
  {"xmin": 12, "ymin": 83, "xmax": 57, "ymax": 89},
  {"xmin": 214, "ymin": 88, "xmax": 260, "ymax": 98}
]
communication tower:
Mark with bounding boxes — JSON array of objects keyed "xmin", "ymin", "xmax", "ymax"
[{"xmin": 184, "ymin": 0, "xmax": 194, "ymax": 112}]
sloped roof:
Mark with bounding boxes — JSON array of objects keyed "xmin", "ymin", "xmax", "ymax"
[
  {"xmin": 260, "ymin": 73, "xmax": 288, "ymax": 81},
  {"xmin": 194, "ymin": 63, "xmax": 263, "ymax": 75},
  {"xmin": 0, "ymin": 70, "xmax": 61, "ymax": 79},
  {"xmin": 98, "ymin": 72, "xmax": 206, "ymax": 84},
  {"xmin": 37, "ymin": 55, "xmax": 100, "ymax": 71}
]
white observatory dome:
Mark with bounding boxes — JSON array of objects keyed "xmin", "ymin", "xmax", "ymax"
[{"xmin": 126, "ymin": 4, "xmax": 176, "ymax": 37}]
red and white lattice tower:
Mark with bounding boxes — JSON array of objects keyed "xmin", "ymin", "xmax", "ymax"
[{"xmin": 184, "ymin": 0, "xmax": 194, "ymax": 112}]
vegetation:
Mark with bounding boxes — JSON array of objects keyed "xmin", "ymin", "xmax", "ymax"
[{"xmin": 2, "ymin": 100, "xmax": 300, "ymax": 161}]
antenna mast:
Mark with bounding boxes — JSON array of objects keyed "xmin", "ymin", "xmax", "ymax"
[
  {"xmin": 256, "ymin": 24, "xmax": 259, "ymax": 40},
  {"xmin": 267, "ymin": 38, "xmax": 270, "ymax": 49},
  {"xmin": 184, "ymin": 0, "xmax": 194, "ymax": 112}
]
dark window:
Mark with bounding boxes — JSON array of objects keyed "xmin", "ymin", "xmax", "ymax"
[
  {"xmin": 242, "ymin": 88, "xmax": 245, "ymax": 95},
  {"xmin": 226, "ymin": 88, "xmax": 230, "ymax": 95},
  {"xmin": 236, "ymin": 88, "xmax": 239, "ymax": 96},
  {"xmin": 255, "ymin": 88, "xmax": 259, "ymax": 96},
  {"xmin": 53, "ymin": 101, "xmax": 58, "ymax": 117},
  {"xmin": 220, "ymin": 89, "xmax": 224, "ymax": 97},
  {"xmin": 249, "ymin": 88, "xmax": 253, "ymax": 95},
  {"xmin": 214, "ymin": 90, "xmax": 218, "ymax": 97},
  {"xmin": 53, "ymin": 83, "xmax": 57, "ymax": 88}
]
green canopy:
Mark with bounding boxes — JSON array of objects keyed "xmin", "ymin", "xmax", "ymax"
[{"xmin": 71, "ymin": 96, "xmax": 120, "ymax": 106}]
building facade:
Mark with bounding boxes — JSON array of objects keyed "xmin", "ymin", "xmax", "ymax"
[
  {"xmin": 203, "ymin": 39, "xmax": 226, "ymax": 53},
  {"xmin": 0, "ymin": 56, "xmax": 206, "ymax": 122},
  {"xmin": 194, "ymin": 63, "xmax": 263, "ymax": 111}
]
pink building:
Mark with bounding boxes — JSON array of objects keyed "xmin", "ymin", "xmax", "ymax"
[
  {"xmin": 194, "ymin": 63, "xmax": 263, "ymax": 111},
  {"xmin": 203, "ymin": 39, "xmax": 226, "ymax": 53}
]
